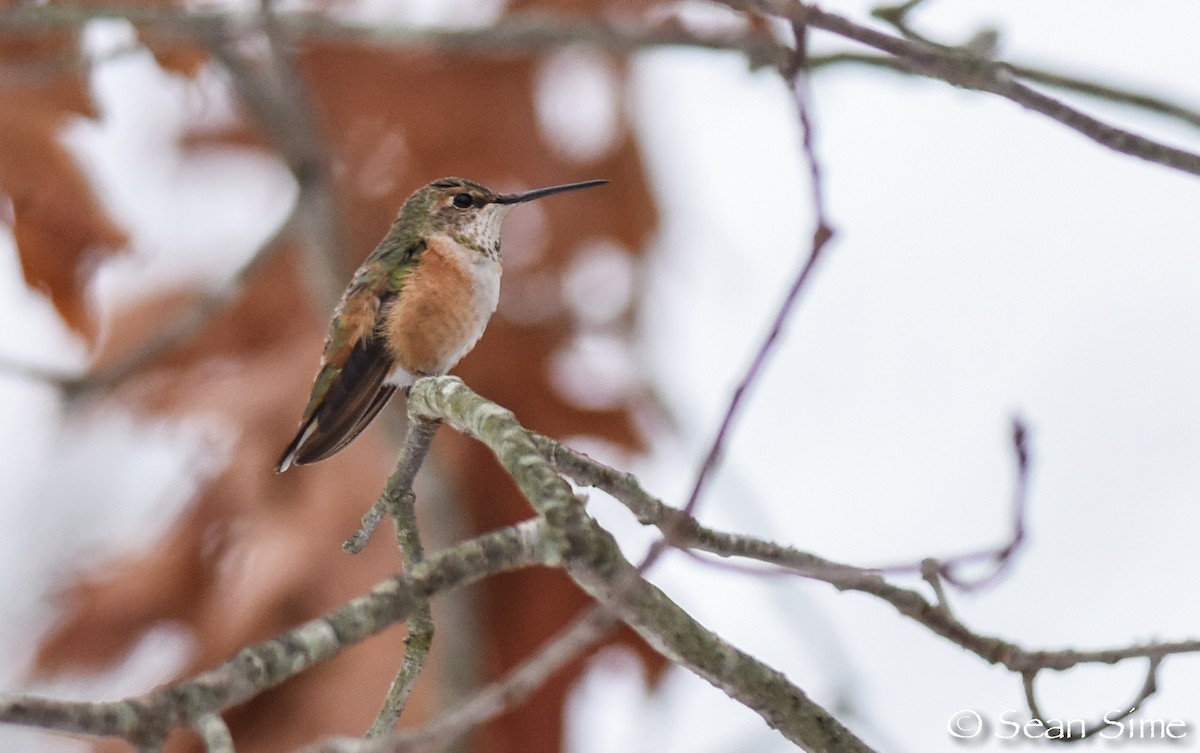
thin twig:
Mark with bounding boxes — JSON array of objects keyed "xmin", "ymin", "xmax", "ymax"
[
  {"xmin": 345, "ymin": 417, "xmax": 440, "ymax": 553},
  {"xmin": 366, "ymin": 488, "xmax": 434, "ymax": 736},
  {"xmin": 0, "ymin": 517, "xmax": 549, "ymax": 748},
  {"xmin": 309, "ymin": 609, "xmax": 618, "ymax": 753},
  {"xmin": 681, "ymin": 13, "xmax": 833, "ymax": 519},
  {"xmin": 671, "ymin": 164, "xmax": 831, "ymax": 522},
  {"xmin": 808, "ymin": 52, "xmax": 1200, "ymax": 131},
  {"xmin": 1022, "ymin": 656, "xmax": 1162, "ymax": 742},
  {"xmin": 0, "ymin": 10, "xmax": 345, "ymax": 402},
  {"xmin": 61, "ymin": 205, "xmax": 303, "ymax": 401},
  {"xmin": 919, "ymin": 559, "xmax": 951, "ymax": 615},
  {"xmin": 871, "ymin": 0, "xmax": 939, "ymax": 46},
  {"xmin": 647, "ymin": 13, "xmax": 835, "ymax": 579},
  {"xmin": 192, "ymin": 713, "xmax": 236, "ymax": 753},
  {"xmin": 402, "ymin": 377, "xmax": 876, "ymax": 753},
  {"xmin": 1006, "ymin": 63, "xmax": 1200, "ymax": 129},
  {"xmin": 876, "ymin": 416, "xmax": 1031, "ymax": 588},
  {"xmin": 721, "ymin": 0, "xmax": 1200, "ymax": 177},
  {"xmin": 533, "ymin": 430, "xmax": 1200, "ymax": 677}
]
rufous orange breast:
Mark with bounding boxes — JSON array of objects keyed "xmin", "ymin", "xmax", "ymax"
[{"xmin": 381, "ymin": 233, "xmax": 502, "ymax": 384}]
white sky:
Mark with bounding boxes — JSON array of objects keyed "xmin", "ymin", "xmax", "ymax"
[
  {"xmin": 577, "ymin": 1, "xmax": 1200, "ymax": 751},
  {"xmin": 3, "ymin": 1, "xmax": 1200, "ymax": 751}
]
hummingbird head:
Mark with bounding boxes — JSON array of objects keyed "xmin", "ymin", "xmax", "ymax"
[{"xmin": 399, "ymin": 177, "xmax": 609, "ymax": 260}]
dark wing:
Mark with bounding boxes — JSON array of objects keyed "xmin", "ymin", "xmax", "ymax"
[
  {"xmin": 277, "ymin": 239, "xmax": 424, "ymax": 473},
  {"xmin": 275, "ymin": 334, "xmax": 398, "ymax": 472}
]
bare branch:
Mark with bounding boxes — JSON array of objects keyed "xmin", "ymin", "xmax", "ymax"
[
  {"xmin": 304, "ymin": 609, "xmax": 618, "ymax": 753},
  {"xmin": 4, "ymin": 3, "xmax": 1195, "ymax": 172},
  {"xmin": 7, "ymin": 4, "xmax": 1196, "ymax": 137},
  {"xmin": 0, "ymin": 695, "xmax": 162, "ymax": 748},
  {"xmin": 0, "ymin": 7, "xmax": 787, "ymax": 72},
  {"xmin": 876, "ymin": 416, "xmax": 1031, "ymax": 589},
  {"xmin": 1022, "ymin": 656, "xmax": 1162, "ymax": 742},
  {"xmin": 63, "ymin": 203, "xmax": 303, "ymax": 400},
  {"xmin": 192, "ymin": 713, "xmax": 235, "ymax": 753},
  {"xmin": 345, "ymin": 417, "xmax": 440, "ymax": 554},
  {"xmin": 871, "ymin": 0, "xmax": 943, "ymax": 46},
  {"xmin": 808, "ymin": 52, "xmax": 1200, "ymax": 132},
  {"xmin": 718, "ymin": 0, "xmax": 1200, "ymax": 177},
  {"xmin": 366, "ymin": 484, "xmax": 435, "ymax": 735},
  {"xmin": 404, "ymin": 377, "xmax": 876, "ymax": 753},
  {"xmin": 532, "ymin": 431, "xmax": 1200, "ymax": 685},
  {"xmin": 661, "ymin": 10, "xmax": 836, "ymax": 569},
  {"xmin": 208, "ymin": 1, "xmax": 349, "ymax": 306},
  {"xmin": 614, "ymin": 11, "xmax": 838, "ymax": 604},
  {"xmin": 0, "ymin": 518, "xmax": 549, "ymax": 747}
]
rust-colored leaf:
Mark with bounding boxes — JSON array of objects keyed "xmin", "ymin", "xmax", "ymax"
[
  {"xmin": 0, "ymin": 30, "xmax": 126, "ymax": 338},
  {"xmin": 28, "ymin": 2, "xmax": 665, "ymax": 751}
]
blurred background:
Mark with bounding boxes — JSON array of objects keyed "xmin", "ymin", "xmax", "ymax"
[{"xmin": 2, "ymin": 0, "xmax": 1200, "ymax": 751}]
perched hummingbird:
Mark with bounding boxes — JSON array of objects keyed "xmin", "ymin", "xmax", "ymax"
[{"xmin": 276, "ymin": 176, "xmax": 607, "ymax": 473}]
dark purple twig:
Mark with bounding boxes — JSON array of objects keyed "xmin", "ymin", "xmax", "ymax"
[
  {"xmin": 680, "ymin": 16, "xmax": 835, "ymax": 523},
  {"xmin": 876, "ymin": 416, "xmax": 1031, "ymax": 590}
]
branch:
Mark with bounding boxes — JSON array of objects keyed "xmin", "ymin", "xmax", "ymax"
[
  {"xmin": 303, "ymin": 609, "xmax": 619, "ymax": 753},
  {"xmin": 5, "ymin": 4, "xmax": 1196, "ymax": 152},
  {"xmin": 808, "ymin": 52, "xmax": 1200, "ymax": 132},
  {"xmin": 0, "ymin": 519, "xmax": 549, "ymax": 748},
  {"xmin": 654, "ymin": 9, "xmax": 836, "ymax": 576},
  {"xmin": 0, "ymin": 6, "xmax": 346, "ymax": 401},
  {"xmin": 1022, "ymin": 656, "xmax": 1162, "ymax": 742},
  {"xmin": 718, "ymin": 0, "xmax": 1200, "ymax": 178},
  {"xmin": 355, "ymin": 417, "xmax": 444, "ymax": 735},
  {"xmin": 0, "ymin": 7, "xmax": 787, "ymax": 70},
  {"xmin": 532, "ymin": 432, "xmax": 1200, "ymax": 681},
  {"xmin": 63, "ymin": 200, "xmax": 303, "ymax": 400},
  {"xmin": 365, "ymin": 486, "xmax": 434, "ymax": 737},
  {"xmin": 206, "ymin": 1, "xmax": 350, "ymax": 305},
  {"xmin": 192, "ymin": 713, "xmax": 235, "ymax": 753},
  {"xmin": 345, "ymin": 417, "xmax": 440, "ymax": 554},
  {"xmin": 875, "ymin": 416, "xmax": 1030, "ymax": 589},
  {"xmin": 403, "ymin": 377, "xmax": 876, "ymax": 753}
]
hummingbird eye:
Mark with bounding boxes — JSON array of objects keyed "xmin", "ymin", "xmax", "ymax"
[{"xmin": 452, "ymin": 193, "xmax": 474, "ymax": 209}]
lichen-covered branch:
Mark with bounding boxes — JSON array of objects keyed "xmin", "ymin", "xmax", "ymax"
[
  {"xmin": 192, "ymin": 713, "xmax": 235, "ymax": 753},
  {"xmin": 302, "ymin": 609, "xmax": 621, "ymax": 753},
  {"xmin": 404, "ymin": 376, "xmax": 876, "ymax": 753},
  {"xmin": 365, "ymin": 484, "xmax": 434, "ymax": 737},
  {"xmin": 363, "ymin": 417, "xmax": 441, "ymax": 736},
  {"xmin": 345, "ymin": 417, "xmax": 439, "ymax": 554},
  {"xmin": 532, "ymin": 430, "xmax": 1200, "ymax": 723},
  {"xmin": 0, "ymin": 519, "xmax": 548, "ymax": 750},
  {"xmin": 7, "ymin": 375, "xmax": 1198, "ymax": 751}
]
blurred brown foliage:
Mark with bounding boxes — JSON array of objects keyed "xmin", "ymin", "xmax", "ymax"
[{"xmin": 2, "ymin": 2, "xmax": 664, "ymax": 751}]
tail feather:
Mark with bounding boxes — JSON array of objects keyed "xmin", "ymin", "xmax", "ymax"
[{"xmin": 275, "ymin": 336, "xmax": 397, "ymax": 472}]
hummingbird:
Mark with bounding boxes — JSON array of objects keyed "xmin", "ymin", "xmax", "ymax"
[{"xmin": 276, "ymin": 176, "xmax": 607, "ymax": 473}]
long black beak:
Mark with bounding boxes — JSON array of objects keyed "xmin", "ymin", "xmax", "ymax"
[{"xmin": 496, "ymin": 179, "xmax": 608, "ymax": 204}]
